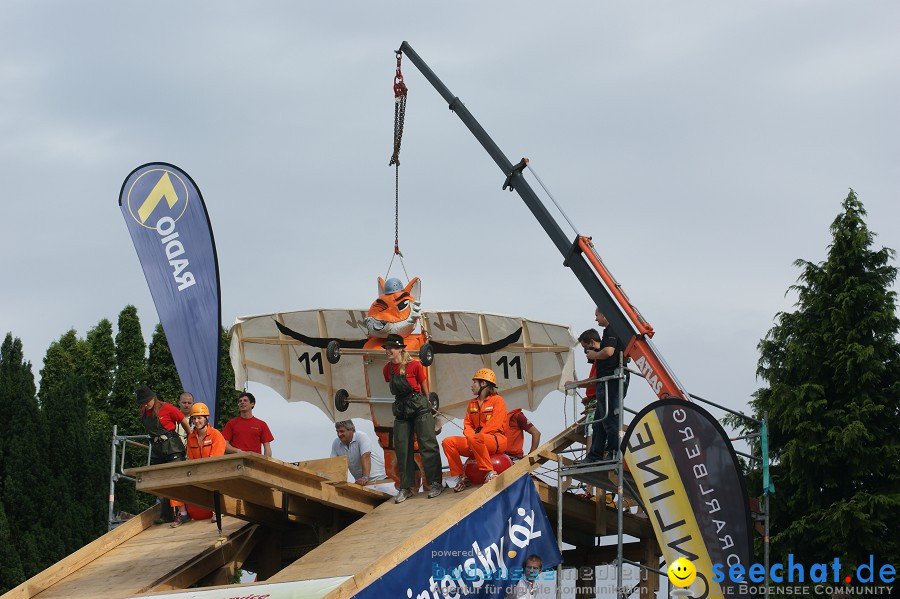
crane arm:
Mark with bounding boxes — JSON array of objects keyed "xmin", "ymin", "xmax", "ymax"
[{"xmin": 398, "ymin": 41, "xmax": 691, "ymax": 401}]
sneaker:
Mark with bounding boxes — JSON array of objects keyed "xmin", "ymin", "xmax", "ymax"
[
  {"xmin": 483, "ymin": 470, "xmax": 497, "ymax": 484},
  {"xmin": 170, "ymin": 512, "xmax": 191, "ymax": 528},
  {"xmin": 394, "ymin": 488, "xmax": 415, "ymax": 504},
  {"xmin": 427, "ymin": 481, "xmax": 443, "ymax": 499},
  {"xmin": 453, "ymin": 476, "xmax": 469, "ymax": 493}
]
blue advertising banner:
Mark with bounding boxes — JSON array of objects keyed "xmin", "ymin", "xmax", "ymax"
[
  {"xmin": 355, "ymin": 475, "xmax": 562, "ymax": 599},
  {"xmin": 119, "ymin": 163, "xmax": 222, "ymax": 423}
]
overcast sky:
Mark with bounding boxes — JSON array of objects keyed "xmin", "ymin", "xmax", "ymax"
[{"xmin": 2, "ymin": 2, "xmax": 898, "ymax": 479}]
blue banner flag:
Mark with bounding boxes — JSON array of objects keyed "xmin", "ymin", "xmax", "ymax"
[
  {"xmin": 355, "ymin": 475, "xmax": 562, "ymax": 599},
  {"xmin": 119, "ymin": 163, "xmax": 222, "ymax": 423}
]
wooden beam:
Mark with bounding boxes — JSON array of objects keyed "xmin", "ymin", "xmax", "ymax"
[{"xmin": 145, "ymin": 524, "xmax": 263, "ymax": 592}]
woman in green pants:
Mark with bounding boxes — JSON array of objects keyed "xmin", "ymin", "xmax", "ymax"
[{"xmin": 382, "ymin": 334, "xmax": 443, "ymax": 503}]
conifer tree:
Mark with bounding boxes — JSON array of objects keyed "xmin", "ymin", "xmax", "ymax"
[
  {"xmin": 85, "ymin": 319, "xmax": 116, "ymax": 414},
  {"xmin": 0, "ymin": 334, "xmax": 52, "ymax": 578},
  {"xmin": 0, "ymin": 502, "xmax": 25, "ymax": 593},
  {"xmin": 147, "ymin": 323, "xmax": 182, "ymax": 406},
  {"xmin": 217, "ymin": 327, "xmax": 240, "ymax": 427},
  {"xmin": 110, "ymin": 306, "xmax": 150, "ymax": 515},
  {"xmin": 750, "ymin": 190, "xmax": 900, "ymax": 569},
  {"xmin": 110, "ymin": 305, "xmax": 148, "ymax": 434},
  {"xmin": 40, "ymin": 330, "xmax": 107, "ymax": 557},
  {"xmin": 81, "ymin": 321, "xmax": 119, "ymax": 537}
]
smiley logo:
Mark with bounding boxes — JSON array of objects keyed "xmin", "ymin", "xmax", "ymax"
[{"xmin": 667, "ymin": 557, "xmax": 696, "ymax": 587}]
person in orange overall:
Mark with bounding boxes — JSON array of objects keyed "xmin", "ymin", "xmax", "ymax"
[
  {"xmin": 442, "ymin": 368, "xmax": 508, "ymax": 492},
  {"xmin": 173, "ymin": 402, "xmax": 226, "ymax": 527}
]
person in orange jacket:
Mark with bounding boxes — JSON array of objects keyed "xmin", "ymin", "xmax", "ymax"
[
  {"xmin": 442, "ymin": 368, "xmax": 508, "ymax": 492},
  {"xmin": 186, "ymin": 402, "xmax": 226, "ymax": 460},
  {"xmin": 172, "ymin": 402, "xmax": 226, "ymax": 527}
]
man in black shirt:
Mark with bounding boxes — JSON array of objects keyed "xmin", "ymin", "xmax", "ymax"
[{"xmin": 584, "ymin": 308, "xmax": 629, "ymax": 461}]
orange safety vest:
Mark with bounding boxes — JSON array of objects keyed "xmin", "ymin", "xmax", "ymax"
[
  {"xmin": 464, "ymin": 394, "xmax": 507, "ymax": 438},
  {"xmin": 187, "ymin": 426, "xmax": 226, "ymax": 460}
]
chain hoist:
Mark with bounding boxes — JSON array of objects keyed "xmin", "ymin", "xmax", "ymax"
[
  {"xmin": 385, "ymin": 51, "xmax": 410, "ymax": 282},
  {"xmin": 389, "ymin": 51, "xmax": 407, "ymax": 258}
]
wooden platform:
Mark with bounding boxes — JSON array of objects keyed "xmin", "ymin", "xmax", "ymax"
[
  {"xmin": 130, "ymin": 454, "xmax": 388, "ymax": 527},
  {"xmin": 4, "ymin": 508, "xmax": 255, "ymax": 599},
  {"xmin": 3, "ymin": 426, "xmax": 661, "ymax": 599}
]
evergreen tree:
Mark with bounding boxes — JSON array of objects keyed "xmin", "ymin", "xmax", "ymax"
[
  {"xmin": 750, "ymin": 190, "xmax": 900, "ymax": 570},
  {"xmin": 0, "ymin": 502, "xmax": 24, "ymax": 593},
  {"xmin": 0, "ymin": 334, "xmax": 53, "ymax": 579},
  {"xmin": 81, "ymin": 321, "xmax": 119, "ymax": 538},
  {"xmin": 110, "ymin": 305, "xmax": 148, "ymax": 435},
  {"xmin": 110, "ymin": 306, "xmax": 150, "ymax": 516},
  {"xmin": 85, "ymin": 319, "xmax": 116, "ymax": 414},
  {"xmin": 40, "ymin": 330, "xmax": 107, "ymax": 558},
  {"xmin": 147, "ymin": 323, "xmax": 182, "ymax": 406},
  {"xmin": 217, "ymin": 327, "xmax": 240, "ymax": 428}
]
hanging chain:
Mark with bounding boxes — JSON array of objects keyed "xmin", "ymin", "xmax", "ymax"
[{"xmin": 389, "ymin": 51, "xmax": 407, "ymax": 257}]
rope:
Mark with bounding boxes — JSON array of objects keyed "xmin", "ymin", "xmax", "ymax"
[{"xmin": 526, "ymin": 162, "xmax": 581, "ymax": 237}]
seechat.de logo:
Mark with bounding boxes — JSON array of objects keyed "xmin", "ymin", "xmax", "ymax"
[{"xmin": 126, "ymin": 168, "xmax": 189, "ymax": 229}]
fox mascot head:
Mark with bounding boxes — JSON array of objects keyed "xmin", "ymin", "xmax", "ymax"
[{"xmin": 365, "ymin": 277, "xmax": 421, "ymax": 339}]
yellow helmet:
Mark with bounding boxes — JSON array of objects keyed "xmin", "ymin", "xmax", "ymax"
[
  {"xmin": 472, "ymin": 368, "xmax": 497, "ymax": 386},
  {"xmin": 190, "ymin": 402, "xmax": 210, "ymax": 418}
]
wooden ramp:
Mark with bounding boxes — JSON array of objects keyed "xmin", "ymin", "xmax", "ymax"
[
  {"xmin": 3, "ymin": 508, "xmax": 256, "ymax": 599},
  {"xmin": 269, "ymin": 425, "xmax": 656, "ymax": 599},
  {"xmin": 4, "ymin": 425, "xmax": 660, "ymax": 599}
]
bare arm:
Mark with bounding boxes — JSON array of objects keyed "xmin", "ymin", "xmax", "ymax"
[
  {"xmin": 528, "ymin": 425, "xmax": 542, "ymax": 454},
  {"xmin": 225, "ymin": 441, "xmax": 242, "ymax": 454},
  {"xmin": 356, "ymin": 452, "xmax": 372, "ymax": 485},
  {"xmin": 180, "ymin": 417, "xmax": 191, "ymax": 436},
  {"xmin": 262, "ymin": 441, "xmax": 272, "ymax": 458},
  {"xmin": 586, "ymin": 347, "xmax": 614, "ymax": 361}
]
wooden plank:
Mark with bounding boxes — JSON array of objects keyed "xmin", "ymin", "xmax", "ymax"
[
  {"xmin": 28, "ymin": 517, "xmax": 250, "ymax": 599},
  {"xmin": 293, "ymin": 456, "xmax": 348, "ymax": 482},
  {"xmin": 3, "ymin": 507, "xmax": 156, "ymax": 599}
]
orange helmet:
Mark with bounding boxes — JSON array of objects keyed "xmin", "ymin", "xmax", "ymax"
[
  {"xmin": 190, "ymin": 402, "xmax": 210, "ymax": 418},
  {"xmin": 472, "ymin": 368, "xmax": 497, "ymax": 386}
]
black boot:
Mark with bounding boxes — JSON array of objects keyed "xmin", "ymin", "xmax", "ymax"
[{"xmin": 154, "ymin": 500, "xmax": 174, "ymax": 525}]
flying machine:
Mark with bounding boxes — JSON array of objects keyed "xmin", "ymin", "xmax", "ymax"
[{"xmin": 229, "ymin": 275, "xmax": 575, "ymax": 485}]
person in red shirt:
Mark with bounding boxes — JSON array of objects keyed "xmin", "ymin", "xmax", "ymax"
[
  {"xmin": 505, "ymin": 408, "xmax": 541, "ymax": 460},
  {"xmin": 565, "ymin": 328, "xmax": 603, "ymax": 453},
  {"xmin": 382, "ymin": 334, "xmax": 443, "ymax": 503},
  {"xmin": 223, "ymin": 392, "xmax": 274, "ymax": 457},
  {"xmin": 442, "ymin": 368, "xmax": 508, "ymax": 492},
  {"xmin": 136, "ymin": 385, "xmax": 190, "ymax": 524}
]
